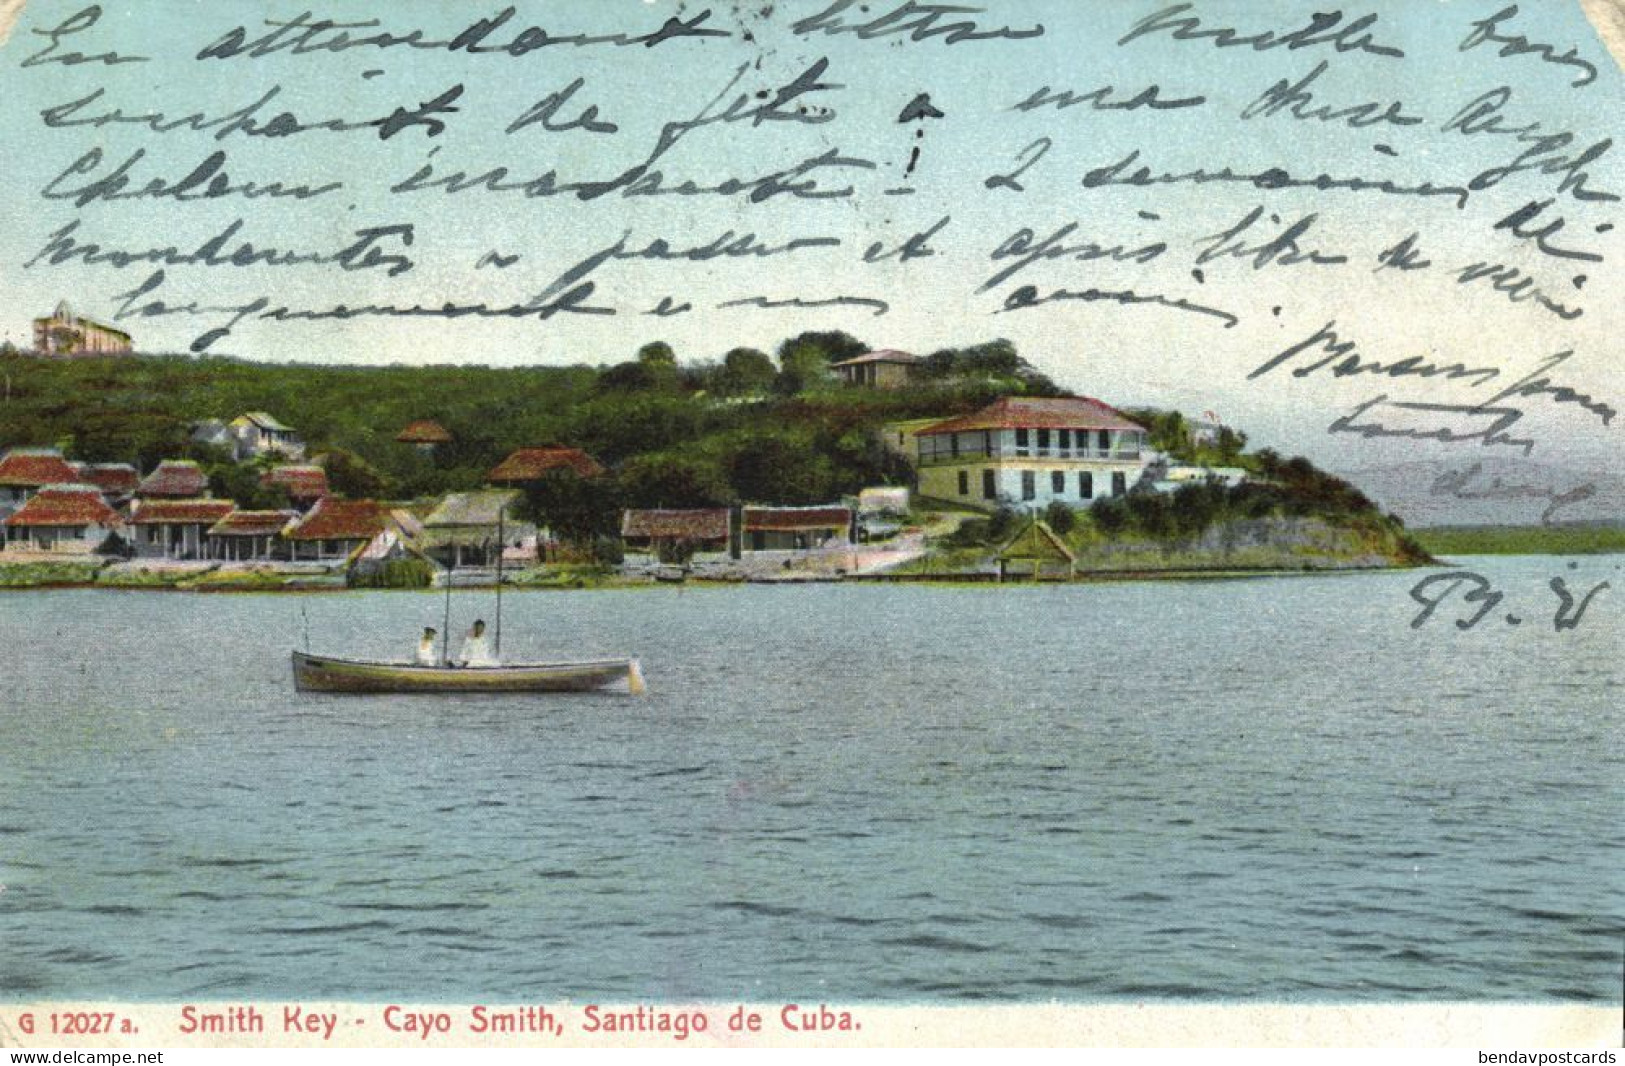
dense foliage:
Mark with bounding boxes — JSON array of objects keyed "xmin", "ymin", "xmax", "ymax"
[
  {"xmin": 1121, "ymin": 407, "xmax": 1248, "ymax": 466},
  {"xmin": 347, "ymin": 558, "xmax": 436, "ymax": 589},
  {"xmin": 1088, "ymin": 452, "xmax": 1429, "ymax": 563}
]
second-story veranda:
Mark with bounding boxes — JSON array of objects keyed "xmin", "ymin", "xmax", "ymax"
[{"xmin": 914, "ymin": 397, "xmax": 1149, "ymax": 466}]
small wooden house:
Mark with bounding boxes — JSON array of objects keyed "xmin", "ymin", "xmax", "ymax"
[
  {"xmin": 229, "ymin": 412, "xmax": 305, "ymax": 460},
  {"xmin": 420, "ymin": 489, "xmax": 528, "ymax": 569},
  {"xmin": 137, "ymin": 460, "xmax": 209, "ymax": 499},
  {"xmin": 396, "ymin": 419, "xmax": 453, "ymax": 454},
  {"xmin": 130, "ymin": 499, "xmax": 235, "ymax": 559},
  {"xmin": 261, "ymin": 464, "xmax": 329, "ymax": 511},
  {"xmin": 741, "ymin": 505, "xmax": 853, "ymax": 552},
  {"xmin": 208, "ymin": 510, "xmax": 296, "ymax": 562},
  {"xmin": 2, "ymin": 484, "xmax": 123, "ymax": 554},
  {"xmin": 621, "ymin": 508, "xmax": 732, "ymax": 561},
  {"xmin": 74, "ymin": 463, "xmax": 140, "ymax": 508},
  {"xmin": 830, "ymin": 349, "xmax": 921, "ymax": 389},
  {"xmin": 281, "ymin": 497, "xmax": 386, "ymax": 562},
  {"xmin": 488, "ymin": 447, "xmax": 604, "ymax": 485},
  {"xmin": 0, "ymin": 448, "xmax": 81, "ymax": 516}
]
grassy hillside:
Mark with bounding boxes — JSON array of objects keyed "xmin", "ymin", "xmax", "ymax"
[{"xmin": 0, "ymin": 338, "xmax": 1037, "ymax": 505}]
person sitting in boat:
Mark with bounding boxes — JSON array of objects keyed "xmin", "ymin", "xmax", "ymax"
[
  {"xmin": 455, "ymin": 619, "xmax": 498, "ymax": 667},
  {"xmin": 415, "ymin": 627, "xmax": 439, "ymax": 666}
]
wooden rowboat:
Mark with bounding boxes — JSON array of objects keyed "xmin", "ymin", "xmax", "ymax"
[{"xmin": 292, "ymin": 650, "xmax": 645, "ymax": 695}]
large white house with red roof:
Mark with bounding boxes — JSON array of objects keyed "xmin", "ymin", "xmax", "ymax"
[{"xmin": 912, "ymin": 396, "xmax": 1152, "ymax": 511}]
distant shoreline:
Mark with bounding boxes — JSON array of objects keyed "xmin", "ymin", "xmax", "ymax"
[
  {"xmin": 1409, "ymin": 524, "xmax": 1625, "ymax": 556},
  {"xmin": 0, "ymin": 558, "xmax": 1440, "ymax": 593}
]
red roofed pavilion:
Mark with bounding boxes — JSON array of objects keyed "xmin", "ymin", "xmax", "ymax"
[
  {"xmin": 2, "ymin": 484, "xmax": 123, "ymax": 554},
  {"xmin": 621, "ymin": 508, "xmax": 732, "ymax": 557},
  {"xmin": 396, "ymin": 420, "xmax": 454, "ymax": 448},
  {"xmin": 0, "ymin": 448, "xmax": 82, "ymax": 514},
  {"xmin": 489, "ymin": 447, "xmax": 604, "ymax": 484},
  {"xmin": 130, "ymin": 498, "xmax": 235, "ymax": 559},
  {"xmin": 741, "ymin": 505, "xmax": 853, "ymax": 552},
  {"xmin": 283, "ymin": 498, "xmax": 387, "ymax": 561},
  {"xmin": 137, "ymin": 460, "xmax": 209, "ymax": 499},
  {"xmin": 76, "ymin": 463, "xmax": 140, "ymax": 503},
  {"xmin": 262, "ymin": 465, "xmax": 329, "ymax": 509}
]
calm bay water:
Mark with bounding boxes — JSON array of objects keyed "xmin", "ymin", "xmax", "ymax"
[{"xmin": 1, "ymin": 556, "xmax": 1620, "ymax": 1002}]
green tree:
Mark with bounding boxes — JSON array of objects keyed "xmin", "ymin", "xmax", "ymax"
[
  {"xmin": 1042, "ymin": 500, "xmax": 1077, "ymax": 536},
  {"xmin": 637, "ymin": 341, "xmax": 677, "ymax": 365},
  {"xmin": 207, "ymin": 462, "xmax": 292, "ymax": 510},
  {"xmin": 987, "ymin": 504, "xmax": 1022, "ymax": 543},
  {"xmin": 774, "ymin": 331, "xmax": 867, "ymax": 395},
  {"xmin": 617, "ymin": 454, "xmax": 734, "ymax": 508},
  {"xmin": 517, "ymin": 470, "xmax": 623, "ymax": 545},
  {"xmin": 716, "ymin": 347, "xmax": 776, "ymax": 396},
  {"xmin": 1090, "ymin": 497, "xmax": 1129, "ymax": 539},
  {"xmin": 726, "ymin": 432, "xmax": 835, "ymax": 503},
  {"xmin": 318, "ymin": 448, "xmax": 390, "ymax": 498}
]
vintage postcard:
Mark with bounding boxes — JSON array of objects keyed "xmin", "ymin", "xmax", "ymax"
[{"xmin": 0, "ymin": 0, "xmax": 1619, "ymax": 1051}]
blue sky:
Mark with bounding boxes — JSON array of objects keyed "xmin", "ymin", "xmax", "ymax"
[{"xmin": 0, "ymin": 0, "xmax": 1619, "ymax": 471}]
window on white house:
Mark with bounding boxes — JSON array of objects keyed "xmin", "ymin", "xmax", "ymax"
[
  {"xmin": 1079, "ymin": 472, "xmax": 1093, "ymax": 498},
  {"xmin": 958, "ymin": 470, "xmax": 969, "ymax": 495},
  {"xmin": 982, "ymin": 470, "xmax": 996, "ymax": 499},
  {"xmin": 1021, "ymin": 471, "xmax": 1035, "ymax": 500},
  {"xmin": 1051, "ymin": 471, "xmax": 1065, "ymax": 493}
]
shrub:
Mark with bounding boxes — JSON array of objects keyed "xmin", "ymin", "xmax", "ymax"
[
  {"xmin": 1042, "ymin": 501, "xmax": 1077, "ymax": 536},
  {"xmin": 348, "ymin": 558, "xmax": 435, "ymax": 588},
  {"xmin": 987, "ymin": 505, "xmax": 1022, "ymax": 543},
  {"xmin": 1089, "ymin": 497, "xmax": 1130, "ymax": 538},
  {"xmin": 945, "ymin": 517, "xmax": 993, "ymax": 547},
  {"xmin": 591, "ymin": 535, "xmax": 624, "ymax": 566}
]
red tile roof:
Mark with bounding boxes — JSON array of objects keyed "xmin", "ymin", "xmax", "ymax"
[
  {"xmin": 489, "ymin": 447, "xmax": 604, "ymax": 482},
  {"xmin": 396, "ymin": 419, "xmax": 453, "ymax": 444},
  {"xmin": 209, "ymin": 510, "xmax": 297, "ymax": 537},
  {"xmin": 77, "ymin": 463, "xmax": 139, "ymax": 496},
  {"xmin": 743, "ymin": 506, "xmax": 852, "ymax": 531},
  {"xmin": 262, "ymin": 464, "xmax": 329, "ymax": 501},
  {"xmin": 138, "ymin": 460, "xmax": 209, "ymax": 497},
  {"xmin": 830, "ymin": 348, "xmax": 920, "ymax": 367},
  {"xmin": 621, "ymin": 508, "xmax": 731, "ymax": 541},
  {"xmin": 3, "ymin": 485, "xmax": 120, "ymax": 527},
  {"xmin": 130, "ymin": 499, "xmax": 235, "ymax": 525},
  {"xmin": 284, "ymin": 498, "xmax": 386, "ymax": 541},
  {"xmin": 916, "ymin": 396, "xmax": 1143, "ymax": 436},
  {"xmin": 0, "ymin": 449, "xmax": 80, "ymax": 488}
]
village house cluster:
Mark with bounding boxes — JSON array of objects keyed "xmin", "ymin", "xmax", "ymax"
[{"xmin": 2, "ymin": 327, "xmax": 1247, "ymax": 578}]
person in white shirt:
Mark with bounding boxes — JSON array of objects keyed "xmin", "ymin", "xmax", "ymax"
[
  {"xmin": 456, "ymin": 619, "xmax": 498, "ymax": 667},
  {"xmin": 415, "ymin": 627, "xmax": 439, "ymax": 666}
]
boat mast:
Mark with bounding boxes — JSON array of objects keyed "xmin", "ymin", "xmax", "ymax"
[
  {"xmin": 441, "ymin": 551, "xmax": 453, "ymax": 666},
  {"xmin": 494, "ymin": 500, "xmax": 505, "ymax": 657}
]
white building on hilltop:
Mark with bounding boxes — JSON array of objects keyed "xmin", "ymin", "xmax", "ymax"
[{"xmin": 913, "ymin": 396, "xmax": 1152, "ymax": 512}]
